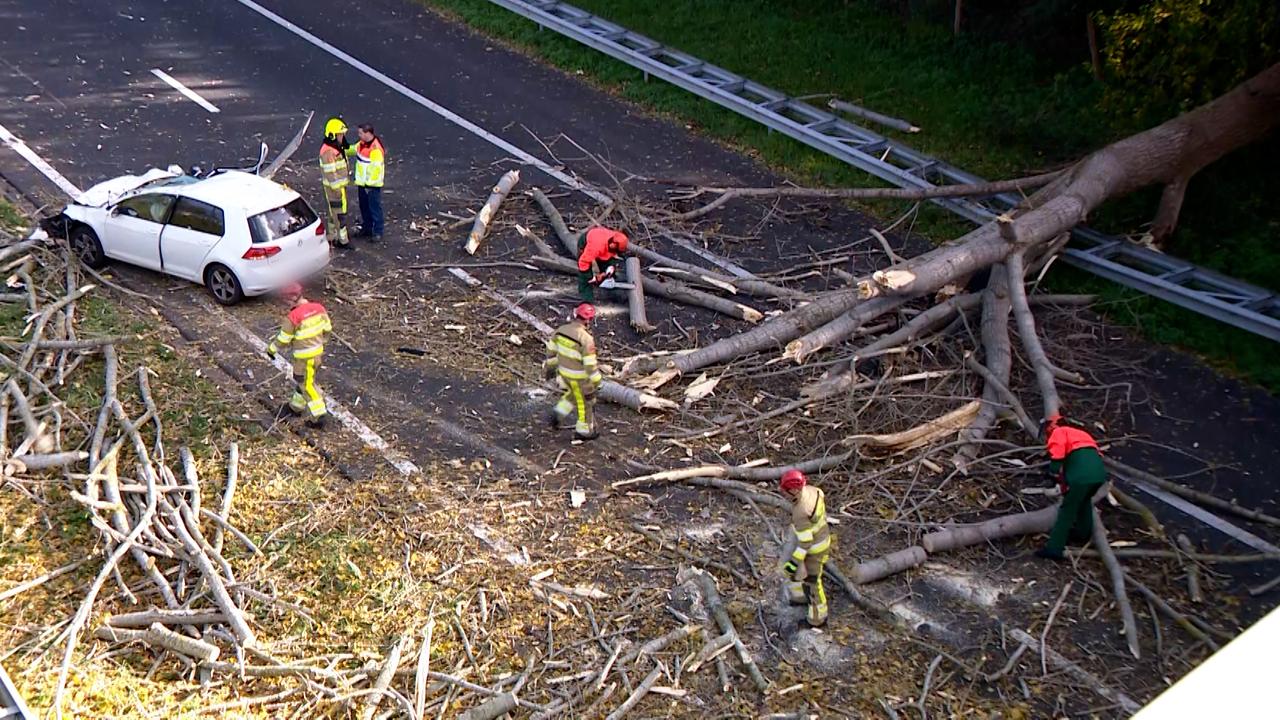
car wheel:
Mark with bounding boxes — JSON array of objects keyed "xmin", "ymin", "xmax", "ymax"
[
  {"xmin": 69, "ymin": 225, "xmax": 108, "ymax": 269},
  {"xmin": 205, "ymin": 264, "xmax": 244, "ymax": 305}
]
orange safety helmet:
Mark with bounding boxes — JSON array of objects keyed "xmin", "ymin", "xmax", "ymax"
[
  {"xmin": 279, "ymin": 282, "xmax": 303, "ymax": 304},
  {"xmin": 575, "ymin": 303, "xmax": 597, "ymax": 322},
  {"xmin": 609, "ymin": 231, "xmax": 629, "ymax": 254},
  {"xmin": 779, "ymin": 469, "xmax": 807, "ymax": 493}
]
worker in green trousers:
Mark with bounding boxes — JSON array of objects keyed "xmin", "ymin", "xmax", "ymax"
[{"xmin": 1036, "ymin": 413, "xmax": 1108, "ymax": 560}]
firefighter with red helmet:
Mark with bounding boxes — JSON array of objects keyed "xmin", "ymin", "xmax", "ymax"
[
  {"xmin": 1035, "ymin": 413, "xmax": 1108, "ymax": 560},
  {"xmin": 267, "ymin": 282, "xmax": 333, "ymax": 428},
  {"xmin": 779, "ymin": 469, "xmax": 832, "ymax": 628},
  {"xmin": 543, "ymin": 303, "xmax": 603, "ymax": 440},
  {"xmin": 576, "ymin": 227, "xmax": 629, "ymax": 302}
]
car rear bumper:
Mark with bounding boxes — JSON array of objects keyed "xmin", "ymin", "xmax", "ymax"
[{"xmin": 238, "ymin": 240, "xmax": 331, "ymax": 296}]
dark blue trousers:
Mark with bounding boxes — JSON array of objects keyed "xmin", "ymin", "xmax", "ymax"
[{"xmin": 357, "ymin": 186, "xmax": 384, "ymax": 236}]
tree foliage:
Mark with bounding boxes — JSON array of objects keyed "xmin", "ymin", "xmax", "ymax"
[{"xmin": 1097, "ymin": 0, "xmax": 1280, "ymax": 123}]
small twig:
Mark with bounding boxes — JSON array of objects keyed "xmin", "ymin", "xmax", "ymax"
[{"xmin": 1040, "ymin": 581, "xmax": 1074, "ymax": 675}]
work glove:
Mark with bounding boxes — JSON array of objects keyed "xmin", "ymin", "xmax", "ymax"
[
  {"xmin": 266, "ymin": 343, "xmax": 279, "ymax": 361},
  {"xmin": 782, "ymin": 559, "xmax": 799, "ymax": 578},
  {"xmin": 542, "ymin": 361, "xmax": 556, "ymax": 380}
]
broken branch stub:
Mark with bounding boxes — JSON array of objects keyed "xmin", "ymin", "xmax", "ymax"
[{"xmin": 465, "ymin": 169, "xmax": 520, "ymax": 255}]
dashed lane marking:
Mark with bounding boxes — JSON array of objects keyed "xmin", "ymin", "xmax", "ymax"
[
  {"xmin": 151, "ymin": 69, "xmax": 222, "ymax": 114},
  {"xmin": 0, "ymin": 123, "xmax": 82, "ymax": 200},
  {"xmin": 231, "ymin": 0, "xmax": 611, "ymax": 204}
]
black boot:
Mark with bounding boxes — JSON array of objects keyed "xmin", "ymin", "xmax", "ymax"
[
  {"xmin": 306, "ymin": 415, "xmax": 328, "ymax": 429},
  {"xmin": 574, "ymin": 429, "xmax": 600, "ymax": 441},
  {"xmin": 1035, "ymin": 546, "xmax": 1065, "ymax": 561}
]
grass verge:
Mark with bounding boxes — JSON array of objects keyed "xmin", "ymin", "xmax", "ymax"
[{"xmin": 418, "ymin": 0, "xmax": 1279, "ymax": 392}]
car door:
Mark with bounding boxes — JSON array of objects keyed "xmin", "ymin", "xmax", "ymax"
[
  {"xmin": 102, "ymin": 193, "xmax": 174, "ymax": 271},
  {"xmin": 161, "ymin": 196, "xmax": 226, "ymax": 281}
]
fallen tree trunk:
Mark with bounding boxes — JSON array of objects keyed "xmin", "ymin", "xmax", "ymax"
[
  {"xmin": 466, "ymin": 170, "xmax": 520, "ymax": 255},
  {"xmin": 624, "ymin": 256, "xmax": 654, "ymax": 333},
  {"xmin": 850, "ymin": 546, "xmax": 927, "ymax": 584},
  {"xmin": 922, "ymin": 505, "xmax": 1060, "ymax": 554},
  {"xmin": 783, "ymin": 296, "xmax": 904, "ymax": 364}
]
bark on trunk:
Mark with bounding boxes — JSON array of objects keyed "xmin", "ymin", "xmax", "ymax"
[{"xmin": 856, "ymin": 63, "xmax": 1280, "ymax": 305}]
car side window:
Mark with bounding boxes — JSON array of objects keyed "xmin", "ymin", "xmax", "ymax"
[
  {"xmin": 168, "ymin": 197, "xmax": 226, "ymax": 236},
  {"xmin": 115, "ymin": 194, "xmax": 175, "ymax": 224}
]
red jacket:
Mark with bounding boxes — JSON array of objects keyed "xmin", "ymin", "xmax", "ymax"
[
  {"xmin": 1046, "ymin": 425, "xmax": 1099, "ymax": 461},
  {"xmin": 578, "ymin": 227, "xmax": 624, "ymax": 272}
]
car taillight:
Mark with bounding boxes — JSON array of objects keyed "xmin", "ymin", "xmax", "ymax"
[
  {"xmin": 315, "ymin": 221, "xmax": 325, "ymax": 236},
  {"xmin": 242, "ymin": 246, "xmax": 281, "ymax": 260}
]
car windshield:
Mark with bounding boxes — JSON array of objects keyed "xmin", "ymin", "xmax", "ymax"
[{"xmin": 248, "ymin": 198, "xmax": 318, "ymax": 243}]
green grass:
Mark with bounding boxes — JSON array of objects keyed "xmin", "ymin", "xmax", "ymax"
[
  {"xmin": 420, "ymin": 0, "xmax": 1278, "ymax": 391},
  {"xmin": 0, "ymin": 199, "xmax": 23, "ymax": 232}
]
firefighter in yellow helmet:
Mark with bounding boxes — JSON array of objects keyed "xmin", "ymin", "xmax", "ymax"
[
  {"xmin": 780, "ymin": 469, "xmax": 831, "ymax": 628},
  {"xmin": 543, "ymin": 303, "xmax": 602, "ymax": 441},
  {"xmin": 267, "ymin": 282, "xmax": 333, "ymax": 428},
  {"xmin": 318, "ymin": 117, "xmax": 351, "ymax": 248}
]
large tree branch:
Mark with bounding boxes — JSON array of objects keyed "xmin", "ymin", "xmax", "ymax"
[{"xmin": 667, "ymin": 171, "xmax": 1063, "ymax": 222}]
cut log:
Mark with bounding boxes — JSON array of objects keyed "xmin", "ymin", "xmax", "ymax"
[
  {"xmin": 528, "ymin": 187, "xmax": 579, "ymax": 257},
  {"xmin": 844, "ymin": 400, "xmax": 980, "ymax": 454},
  {"xmin": 625, "ymin": 256, "xmax": 654, "ymax": 333},
  {"xmin": 459, "ymin": 692, "xmax": 518, "ymax": 720},
  {"xmin": 106, "ymin": 609, "xmax": 229, "ymax": 628},
  {"xmin": 922, "ymin": 505, "xmax": 1059, "ymax": 553},
  {"xmin": 849, "ymin": 546, "xmax": 927, "ymax": 584},
  {"xmin": 465, "ymin": 170, "xmax": 520, "ymax": 255}
]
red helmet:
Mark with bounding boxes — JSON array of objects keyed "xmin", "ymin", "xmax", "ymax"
[
  {"xmin": 610, "ymin": 232, "xmax": 629, "ymax": 253},
  {"xmin": 779, "ymin": 469, "xmax": 807, "ymax": 493},
  {"xmin": 279, "ymin": 282, "xmax": 303, "ymax": 303},
  {"xmin": 575, "ymin": 303, "xmax": 596, "ymax": 322}
]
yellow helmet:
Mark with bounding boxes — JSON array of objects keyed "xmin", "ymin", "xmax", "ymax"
[{"xmin": 324, "ymin": 117, "xmax": 348, "ymax": 140}]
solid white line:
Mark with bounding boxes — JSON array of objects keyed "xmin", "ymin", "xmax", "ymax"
[
  {"xmin": 151, "ymin": 68, "xmax": 221, "ymax": 113},
  {"xmin": 231, "ymin": 0, "xmax": 610, "ymax": 204},
  {"xmin": 220, "ymin": 315, "xmax": 421, "ymax": 476},
  {"xmin": 0, "ymin": 123, "xmax": 83, "ymax": 200},
  {"xmin": 1132, "ymin": 480, "xmax": 1280, "ymax": 554}
]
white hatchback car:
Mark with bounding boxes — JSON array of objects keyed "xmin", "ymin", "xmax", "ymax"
[{"xmin": 60, "ymin": 168, "xmax": 330, "ymax": 304}]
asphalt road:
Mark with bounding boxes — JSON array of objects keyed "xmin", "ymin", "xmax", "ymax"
[{"xmin": 3, "ymin": 0, "xmax": 1279, "ymax": 606}]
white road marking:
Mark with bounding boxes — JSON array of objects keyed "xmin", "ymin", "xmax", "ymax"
[
  {"xmin": 231, "ymin": 0, "xmax": 611, "ymax": 204},
  {"xmin": 151, "ymin": 68, "xmax": 221, "ymax": 113},
  {"xmin": 220, "ymin": 317, "xmax": 421, "ymax": 476},
  {"xmin": 0, "ymin": 123, "xmax": 83, "ymax": 200},
  {"xmin": 1132, "ymin": 480, "xmax": 1280, "ymax": 554}
]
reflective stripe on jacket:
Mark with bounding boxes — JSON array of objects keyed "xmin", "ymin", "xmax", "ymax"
[
  {"xmin": 274, "ymin": 301, "xmax": 332, "ymax": 360},
  {"xmin": 790, "ymin": 485, "xmax": 831, "ymax": 561},
  {"xmin": 577, "ymin": 227, "xmax": 622, "ymax": 272},
  {"xmin": 350, "ymin": 137, "xmax": 385, "ymax": 187},
  {"xmin": 318, "ymin": 143, "xmax": 349, "ymax": 197},
  {"xmin": 544, "ymin": 320, "xmax": 602, "ymax": 387}
]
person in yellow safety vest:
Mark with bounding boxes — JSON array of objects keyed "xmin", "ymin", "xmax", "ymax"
[
  {"xmin": 318, "ymin": 117, "xmax": 352, "ymax": 248},
  {"xmin": 347, "ymin": 123, "xmax": 386, "ymax": 243},
  {"xmin": 780, "ymin": 469, "xmax": 832, "ymax": 628},
  {"xmin": 267, "ymin": 282, "xmax": 333, "ymax": 429},
  {"xmin": 543, "ymin": 303, "xmax": 603, "ymax": 441}
]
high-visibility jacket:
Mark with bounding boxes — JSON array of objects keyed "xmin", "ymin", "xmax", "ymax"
[
  {"xmin": 544, "ymin": 320, "xmax": 602, "ymax": 389},
  {"xmin": 1046, "ymin": 424, "xmax": 1105, "ymax": 489},
  {"xmin": 318, "ymin": 142, "xmax": 349, "ymax": 201},
  {"xmin": 349, "ymin": 137, "xmax": 386, "ymax": 188},
  {"xmin": 577, "ymin": 227, "xmax": 624, "ymax": 272},
  {"xmin": 789, "ymin": 485, "xmax": 831, "ymax": 563},
  {"xmin": 271, "ymin": 301, "xmax": 332, "ymax": 361}
]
